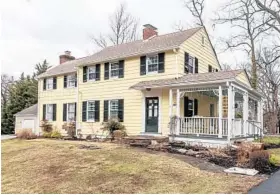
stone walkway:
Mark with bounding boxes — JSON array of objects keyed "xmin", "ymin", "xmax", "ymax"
[{"xmin": 248, "ymin": 170, "xmax": 280, "ymax": 194}]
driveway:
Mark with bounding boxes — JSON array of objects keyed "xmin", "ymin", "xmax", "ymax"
[
  {"xmin": 248, "ymin": 170, "xmax": 280, "ymax": 194},
  {"xmin": 1, "ymin": 135, "xmax": 16, "ymax": 140}
]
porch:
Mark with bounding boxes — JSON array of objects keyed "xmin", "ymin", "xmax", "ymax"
[{"xmin": 168, "ymin": 84, "xmax": 263, "ymax": 144}]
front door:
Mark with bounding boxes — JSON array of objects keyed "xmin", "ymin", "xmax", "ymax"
[{"xmin": 145, "ymin": 97, "xmax": 159, "ymax": 133}]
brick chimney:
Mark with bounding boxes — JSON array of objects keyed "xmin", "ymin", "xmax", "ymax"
[
  {"xmin": 143, "ymin": 24, "xmax": 158, "ymax": 40},
  {"xmin": 59, "ymin": 51, "xmax": 75, "ymax": 64}
]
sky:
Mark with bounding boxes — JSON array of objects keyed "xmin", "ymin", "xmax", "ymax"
[{"xmin": 0, "ymin": 0, "xmax": 245, "ymax": 78}]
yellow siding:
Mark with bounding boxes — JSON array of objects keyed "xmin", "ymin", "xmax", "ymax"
[
  {"xmin": 236, "ymin": 71, "xmax": 251, "ymax": 88},
  {"xmin": 178, "ymin": 28, "xmax": 220, "ymax": 75}
]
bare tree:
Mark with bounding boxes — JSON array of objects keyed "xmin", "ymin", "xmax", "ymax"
[
  {"xmin": 257, "ymin": 48, "xmax": 280, "ymax": 134},
  {"xmin": 92, "ymin": 3, "xmax": 139, "ymax": 49},
  {"xmin": 1, "ymin": 74, "xmax": 14, "ymax": 107},
  {"xmin": 184, "ymin": 0, "xmax": 205, "ymax": 26},
  {"xmin": 215, "ymin": 0, "xmax": 271, "ymax": 89},
  {"xmin": 255, "ymin": 0, "xmax": 280, "ymax": 34}
]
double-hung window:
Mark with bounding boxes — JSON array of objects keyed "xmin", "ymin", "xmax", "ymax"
[
  {"xmin": 146, "ymin": 55, "xmax": 158, "ymax": 73},
  {"xmin": 88, "ymin": 66, "xmax": 96, "ymax": 81},
  {"xmin": 187, "ymin": 56, "xmax": 195, "ymax": 74},
  {"xmin": 67, "ymin": 103, "xmax": 76, "ymax": 121},
  {"xmin": 46, "ymin": 78, "xmax": 53, "ymax": 90},
  {"xmin": 87, "ymin": 101, "xmax": 95, "ymax": 121},
  {"xmin": 46, "ymin": 104, "xmax": 53, "ymax": 121},
  {"xmin": 109, "ymin": 100, "xmax": 119, "ymax": 119},
  {"xmin": 110, "ymin": 62, "xmax": 119, "ymax": 78},
  {"xmin": 188, "ymin": 99, "xmax": 194, "ymax": 116},
  {"xmin": 67, "ymin": 74, "xmax": 76, "ymax": 88}
]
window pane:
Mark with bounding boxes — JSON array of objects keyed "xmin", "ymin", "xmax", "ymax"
[
  {"xmin": 88, "ymin": 111, "xmax": 94, "ymax": 120},
  {"xmin": 88, "ymin": 66, "xmax": 96, "ymax": 80},
  {"xmin": 110, "ymin": 100, "xmax": 118, "ymax": 119},
  {"xmin": 46, "ymin": 78, "xmax": 53, "ymax": 89},
  {"xmin": 46, "ymin": 104, "xmax": 53, "ymax": 121},
  {"xmin": 87, "ymin": 101, "xmax": 95, "ymax": 121},
  {"xmin": 110, "ymin": 63, "xmax": 119, "ymax": 78},
  {"xmin": 147, "ymin": 55, "xmax": 158, "ymax": 73},
  {"xmin": 188, "ymin": 56, "xmax": 194, "ymax": 74}
]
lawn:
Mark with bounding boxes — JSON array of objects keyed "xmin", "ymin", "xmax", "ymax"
[{"xmin": 1, "ymin": 139, "xmax": 263, "ymax": 194}]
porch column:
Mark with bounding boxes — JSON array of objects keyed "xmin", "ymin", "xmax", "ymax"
[
  {"xmin": 218, "ymin": 86, "xmax": 223, "ymax": 138},
  {"xmin": 176, "ymin": 89, "xmax": 180, "ymax": 135},
  {"xmin": 243, "ymin": 92, "xmax": 249, "ymax": 136},
  {"xmin": 227, "ymin": 84, "xmax": 233, "ymax": 142},
  {"xmin": 169, "ymin": 89, "xmax": 173, "ymax": 117},
  {"xmin": 258, "ymin": 100, "xmax": 263, "ymax": 136}
]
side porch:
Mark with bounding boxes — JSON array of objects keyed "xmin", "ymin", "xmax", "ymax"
[{"xmin": 168, "ymin": 82, "xmax": 263, "ymax": 146}]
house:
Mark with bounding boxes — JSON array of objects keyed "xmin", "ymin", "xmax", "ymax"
[
  {"xmin": 14, "ymin": 104, "xmax": 38, "ymax": 134},
  {"xmin": 37, "ymin": 24, "xmax": 263, "ymax": 147}
]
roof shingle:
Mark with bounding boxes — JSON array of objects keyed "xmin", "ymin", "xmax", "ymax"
[
  {"xmin": 130, "ymin": 70, "xmax": 244, "ymax": 90},
  {"xmin": 38, "ymin": 27, "xmax": 202, "ymax": 78},
  {"xmin": 14, "ymin": 104, "xmax": 38, "ymax": 116}
]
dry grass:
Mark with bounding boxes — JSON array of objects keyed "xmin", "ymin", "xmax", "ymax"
[{"xmin": 1, "ymin": 139, "xmax": 263, "ymax": 194}]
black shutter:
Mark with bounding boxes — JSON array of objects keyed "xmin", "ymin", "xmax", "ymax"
[
  {"xmin": 140, "ymin": 56, "xmax": 146, "ymax": 75},
  {"xmin": 118, "ymin": 60, "xmax": 124, "ymax": 78},
  {"xmin": 52, "ymin": 104, "xmax": 57, "ymax": 121},
  {"xmin": 53, "ymin": 77, "xmax": 57, "ymax": 89},
  {"xmin": 216, "ymin": 69, "xmax": 218, "ymax": 72},
  {"xmin": 194, "ymin": 99, "xmax": 198, "ymax": 116},
  {"xmin": 82, "ymin": 101, "xmax": 87, "ymax": 122},
  {"xmin": 208, "ymin": 65, "xmax": 212, "ymax": 72},
  {"xmin": 184, "ymin": 52, "xmax": 189, "ymax": 73},
  {"xmin": 75, "ymin": 73, "xmax": 77, "ymax": 87},
  {"xmin": 95, "ymin": 101, "xmax": 100, "ymax": 122},
  {"xmin": 118, "ymin": 99, "xmax": 124, "ymax": 122},
  {"xmin": 64, "ymin": 76, "xmax": 67, "ymax": 88},
  {"xmin": 63, "ymin": 103, "xmax": 67, "ymax": 121},
  {"xmin": 43, "ymin": 79, "xmax": 46, "ymax": 90},
  {"xmin": 43, "ymin": 104, "xmax": 46, "ymax": 120},
  {"xmin": 104, "ymin": 100, "xmax": 109, "ymax": 121},
  {"xmin": 74, "ymin": 102, "xmax": 77, "ymax": 121},
  {"xmin": 158, "ymin": 53, "xmax": 165, "ymax": 73},
  {"xmin": 104, "ymin": 63, "xmax": 109, "ymax": 80},
  {"xmin": 83, "ymin": 66, "xmax": 87, "ymax": 82},
  {"xmin": 95, "ymin": 64, "xmax": 100, "ymax": 81},
  {"xmin": 195, "ymin": 57, "xmax": 198, "ymax": 73},
  {"xmin": 184, "ymin": 97, "xmax": 189, "ymax": 117}
]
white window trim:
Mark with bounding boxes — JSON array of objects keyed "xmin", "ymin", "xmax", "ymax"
[
  {"xmin": 67, "ymin": 74, "xmax": 76, "ymax": 88},
  {"xmin": 108, "ymin": 100, "xmax": 119, "ymax": 119},
  {"xmin": 186, "ymin": 55, "xmax": 195, "ymax": 74},
  {"xmin": 87, "ymin": 66, "xmax": 96, "ymax": 82},
  {"xmin": 45, "ymin": 104, "xmax": 53, "ymax": 121},
  {"xmin": 146, "ymin": 54, "xmax": 159, "ymax": 74},
  {"xmin": 87, "ymin": 100, "xmax": 95, "ymax": 122},
  {"xmin": 66, "ymin": 103, "xmax": 76, "ymax": 121},
  {"xmin": 109, "ymin": 62, "xmax": 119, "ymax": 79},
  {"xmin": 46, "ymin": 78, "xmax": 54, "ymax": 90}
]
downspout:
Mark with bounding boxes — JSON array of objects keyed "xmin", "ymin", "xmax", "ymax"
[
  {"xmin": 173, "ymin": 48, "xmax": 179, "ymax": 78},
  {"xmin": 75, "ymin": 67, "xmax": 79, "ymax": 137}
]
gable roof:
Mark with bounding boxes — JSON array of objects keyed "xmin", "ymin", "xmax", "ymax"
[
  {"xmin": 14, "ymin": 104, "xmax": 37, "ymax": 116},
  {"xmin": 38, "ymin": 27, "xmax": 203, "ymax": 78},
  {"xmin": 130, "ymin": 70, "xmax": 244, "ymax": 90}
]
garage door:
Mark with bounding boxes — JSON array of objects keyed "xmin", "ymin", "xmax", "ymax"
[{"xmin": 22, "ymin": 119, "xmax": 35, "ymax": 132}]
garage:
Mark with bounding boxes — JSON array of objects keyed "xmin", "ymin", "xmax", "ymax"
[{"xmin": 14, "ymin": 104, "xmax": 38, "ymax": 134}]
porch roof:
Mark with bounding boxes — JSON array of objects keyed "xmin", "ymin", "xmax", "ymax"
[{"xmin": 130, "ymin": 69, "xmax": 244, "ymax": 90}]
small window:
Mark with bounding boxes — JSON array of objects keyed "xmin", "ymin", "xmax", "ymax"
[
  {"xmin": 110, "ymin": 62, "xmax": 119, "ymax": 78},
  {"xmin": 87, "ymin": 101, "xmax": 95, "ymax": 121},
  {"xmin": 109, "ymin": 100, "xmax": 119, "ymax": 119},
  {"xmin": 46, "ymin": 78, "xmax": 53, "ymax": 90},
  {"xmin": 187, "ymin": 56, "xmax": 195, "ymax": 74},
  {"xmin": 188, "ymin": 99, "xmax": 194, "ymax": 116},
  {"xmin": 67, "ymin": 74, "xmax": 76, "ymax": 88},
  {"xmin": 46, "ymin": 104, "xmax": 53, "ymax": 121},
  {"xmin": 67, "ymin": 103, "xmax": 76, "ymax": 121},
  {"xmin": 202, "ymin": 36, "xmax": 205, "ymax": 46},
  {"xmin": 88, "ymin": 66, "xmax": 96, "ymax": 81},
  {"xmin": 146, "ymin": 55, "xmax": 158, "ymax": 73}
]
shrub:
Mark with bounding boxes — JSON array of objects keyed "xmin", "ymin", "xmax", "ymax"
[
  {"xmin": 64, "ymin": 121, "xmax": 76, "ymax": 138},
  {"xmin": 269, "ymin": 154, "xmax": 278, "ymax": 166},
  {"xmin": 101, "ymin": 118, "xmax": 126, "ymax": 140},
  {"xmin": 249, "ymin": 150, "xmax": 271, "ymax": 173},
  {"xmin": 16, "ymin": 129, "xmax": 37, "ymax": 139},
  {"xmin": 86, "ymin": 135, "xmax": 92, "ymax": 140},
  {"xmin": 112, "ymin": 130, "xmax": 127, "ymax": 139},
  {"xmin": 51, "ymin": 130, "xmax": 62, "ymax": 139},
  {"xmin": 40, "ymin": 120, "xmax": 52, "ymax": 133},
  {"xmin": 42, "ymin": 132, "xmax": 52, "ymax": 138}
]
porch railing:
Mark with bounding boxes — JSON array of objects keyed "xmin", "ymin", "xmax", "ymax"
[
  {"xmin": 179, "ymin": 117, "xmax": 220, "ymax": 136},
  {"xmin": 248, "ymin": 120, "xmax": 262, "ymax": 136}
]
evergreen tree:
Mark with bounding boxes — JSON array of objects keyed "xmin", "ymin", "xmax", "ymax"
[{"xmin": 35, "ymin": 60, "xmax": 51, "ymax": 76}]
